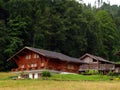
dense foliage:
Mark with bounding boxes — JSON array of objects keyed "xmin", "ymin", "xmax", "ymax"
[
  {"xmin": 41, "ymin": 71, "xmax": 51, "ymax": 78},
  {"xmin": 0, "ymin": 0, "xmax": 120, "ymax": 71}
]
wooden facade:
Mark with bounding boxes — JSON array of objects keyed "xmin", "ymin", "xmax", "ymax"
[
  {"xmin": 8, "ymin": 47, "xmax": 85, "ymax": 79},
  {"xmin": 79, "ymin": 53, "xmax": 116, "ymax": 73},
  {"xmin": 8, "ymin": 47, "xmax": 120, "ymax": 79}
]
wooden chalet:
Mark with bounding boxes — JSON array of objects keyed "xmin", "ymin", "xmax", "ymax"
[
  {"xmin": 8, "ymin": 47, "xmax": 86, "ymax": 79},
  {"xmin": 79, "ymin": 53, "xmax": 116, "ymax": 73}
]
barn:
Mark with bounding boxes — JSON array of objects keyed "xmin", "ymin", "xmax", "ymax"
[{"xmin": 79, "ymin": 53, "xmax": 116, "ymax": 74}]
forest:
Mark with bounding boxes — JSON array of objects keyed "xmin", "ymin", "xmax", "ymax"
[{"xmin": 0, "ymin": 0, "xmax": 120, "ymax": 71}]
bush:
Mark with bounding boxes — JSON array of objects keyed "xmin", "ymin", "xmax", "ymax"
[
  {"xmin": 41, "ymin": 71, "xmax": 51, "ymax": 78},
  {"xmin": 107, "ymin": 71, "xmax": 113, "ymax": 76},
  {"xmin": 108, "ymin": 71, "xmax": 120, "ymax": 76},
  {"xmin": 114, "ymin": 78, "xmax": 120, "ymax": 80},
  {"xmin": 82, "ymin": 70, "xmax": 99, "ymax": 75}
]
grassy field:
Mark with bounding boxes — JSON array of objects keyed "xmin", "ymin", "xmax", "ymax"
[
  {"xmin": 49, "ymin": 74, "xmax": 111, "ymax": 81},
  {"xmin": 0, "ymin": 72, "xmax": 120, "ymax": 90},
  {"xmin": 0, "ymin": 80, "xmax": 120, "ymax": 90},
  {"xmin": 0, "ymin": 72, "xmax": 17, "ymax": 79}
]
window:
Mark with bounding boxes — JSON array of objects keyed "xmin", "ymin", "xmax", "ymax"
[
  {"xmin": 93, "ymin": 59, "xmax": 97, "ymax": 63},
  {"xmin": 21, "ymin": 65, "xmax": 25, "ymax": 68},
  {"xmin": 41, "ymin": 63, "xmax": 44, "ymax": 67},
  {"xmin": 25, "ymin": 55, "xmax": 28, "ymax": 59},
  {"xmin": 68, "ymin": 65, "xmax": 74, "ymax": 70},
  {"xmin": 34, "ymin": 53, "xmax": 39, "ymax": 59},
  {"xmin": 27, "ymin": 64, "xmax": 30, "ymax": 67},
  {"xmin": 25, "ymin": 54, "xmax": 31, "ymax": 59},
  {"xmin": 34, "ymin": 64, "xmax": 37, "ymax": 67},
  {"xmin": 37, "ymin": 55, "xmax": 39, "ymax": 58},
  {"xmin": 31, "ymin": 64, "xmax": 34, "ymax": 67},
  {"xmin": 31, "ymin": 64, "xmax": 37, "ymax": 67}
]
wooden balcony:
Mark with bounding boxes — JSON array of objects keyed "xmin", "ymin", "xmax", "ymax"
[
  {"xmin": 11, "ymin": 66, "xmax": 40, "ymax": 72},
  {"xmin": 99, "ymin": 64, "xmax": 115, "ymax": 70},
  {"xmin": 79, "ymin": 64, "xmax": 115, "ymax": 71}
]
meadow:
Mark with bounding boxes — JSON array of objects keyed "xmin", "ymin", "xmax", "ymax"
[
  {"xmin": 0, "ymin": 80, "xmax": 120, "ymax": 90},
  {"xmin": 0, "ymin": 72, "xmax": 120, "ymax": 90}
]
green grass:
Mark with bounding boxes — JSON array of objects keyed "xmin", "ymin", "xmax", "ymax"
[
  {"xmin": 0, "ymin": 72, "xmax": 112, "ymax": 81},
  {"xmin": 0, "ymin": 80, "xmax": 120, "ymax": 90},
  {"xmin": 50, "ymin": 74, "xmax": 111, "ymax": 81},
  {"xmin": 0, "ymin": 72, "xmax": 17, "ymax": 80},
  {"xmin": 0, "ymin": 72, "xmax": 120, "ymax": 90}
]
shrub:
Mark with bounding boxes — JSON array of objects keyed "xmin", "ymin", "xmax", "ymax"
[
  {"xmin": 19, "ymin": 71, "xmax": 24, "ymax": 77},
  {"xmin": 107, "ymin": 71, "xmax": 113, "ymax": 76},
  {"xmin": 82, "ymin": 70, "xmax": 99, "ymax": 75},
  {"xmin": 41, "ymin": 71, "xmax": 51, "ymax": 78},
  {"xmin": 114, "ymin": 78, "xmax": 120, "ymax": 80},
  {"xmin": 108, "ymin": 71, "xmax": 120, "ymax": 76}
]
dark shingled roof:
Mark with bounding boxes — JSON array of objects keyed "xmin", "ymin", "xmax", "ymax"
[
  {"xmin": 8, "ymin": 46, "xmax": 86, "ymax": 64},
  {"xmin": 80, "ymin": 53, "xmax": 116, "ymax": 64}
]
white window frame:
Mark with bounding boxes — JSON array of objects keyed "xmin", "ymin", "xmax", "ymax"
[
  {"xmin": 25, "ymin": 55, "xmax": 31, "ymax": 59},
  {"xmin": 34, "ymin": 53, "xmax": 39, "ymax": 59},
  {"xmin": 41, "ymin": 63, "xmax": 44, "ymax": 67},
  {"xmin": 31, "ymin": 63, "xmax": 37, "ymax": 67}
]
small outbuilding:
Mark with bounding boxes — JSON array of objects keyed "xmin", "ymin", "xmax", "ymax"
[{"xmin": 79, "ymin": 53, "xmax": 116, "ymax": 74}]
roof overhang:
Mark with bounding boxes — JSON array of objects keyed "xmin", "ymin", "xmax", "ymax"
[
  {"xmin": 7, "ymin": 46, "xmax": 86, "ymax": 64},
  {"xmin": 80, "ymin": 53, "xmax": 116, "ymax": 64}
]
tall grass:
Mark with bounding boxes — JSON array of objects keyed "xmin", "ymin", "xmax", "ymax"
[
  {"xmin": 0, "ymin": 72, "xmax": 17, "ymax": 80},
  {"xmin": 0, "ymin": 80, "xmax": 120, "ymax": 90},
  {"xmin": 50, "ymin": 74, "xmax": 110, "ymax": 81},
  {"xmin": 0, "ymin": 72, "xmax": 120, "ymax": 90}
]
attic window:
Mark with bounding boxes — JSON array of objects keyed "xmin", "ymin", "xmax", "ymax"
[
  {"xmin": 25, "ymin": 55, "xmax": 31, "ymax": 59},
  {"xmin": 34, "ymin": 53, "xmax": 39, "ymax": 58},
  {"xmin": 93, "ymin": 59, "xmax": 97, "ymax": 62}
]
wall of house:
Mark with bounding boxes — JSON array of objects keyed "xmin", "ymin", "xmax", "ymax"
[
  {"xmin": 80, "ymin": 56, "xmax": 116, "ymax": 73},
  {"xmin": 14, "ymin": 50, "xmax": 48, "ymax": 71},
  {"xmin": 13, "ymin": 50, "xmax": 80, "ymax": 74},
  {"xmin": 47, "ymin": 59, "xmax": 80, "ymax": 73},
  {"xmin": 82, "ymin": 57, "xmax": 94, "ymax": 63}
]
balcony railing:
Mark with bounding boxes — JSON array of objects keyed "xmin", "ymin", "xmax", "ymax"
[
  {"xmin": 79, "ymin": 64, "xmax": 115, "ymax": 71},
  {"xmin": 11, "ymin": 66, "xmax": 38, "ymax": 72}
]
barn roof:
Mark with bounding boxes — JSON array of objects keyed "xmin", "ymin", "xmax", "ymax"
[
  {"xmin": 80, "ymin": 53, "xmax": 116, "ymax": 64},
  {"xmin": 7, "ymin": 47, "xmax": 86, "ymax": 64}
]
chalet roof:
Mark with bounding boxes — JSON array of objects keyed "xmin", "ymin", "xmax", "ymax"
[
  {"xmin": 8, "ymin": 46, "xmax": 86, "ymax": 64},
  {"xmin": 80, "ymin": 53, "xmax": 116, "ymax": 64}
]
